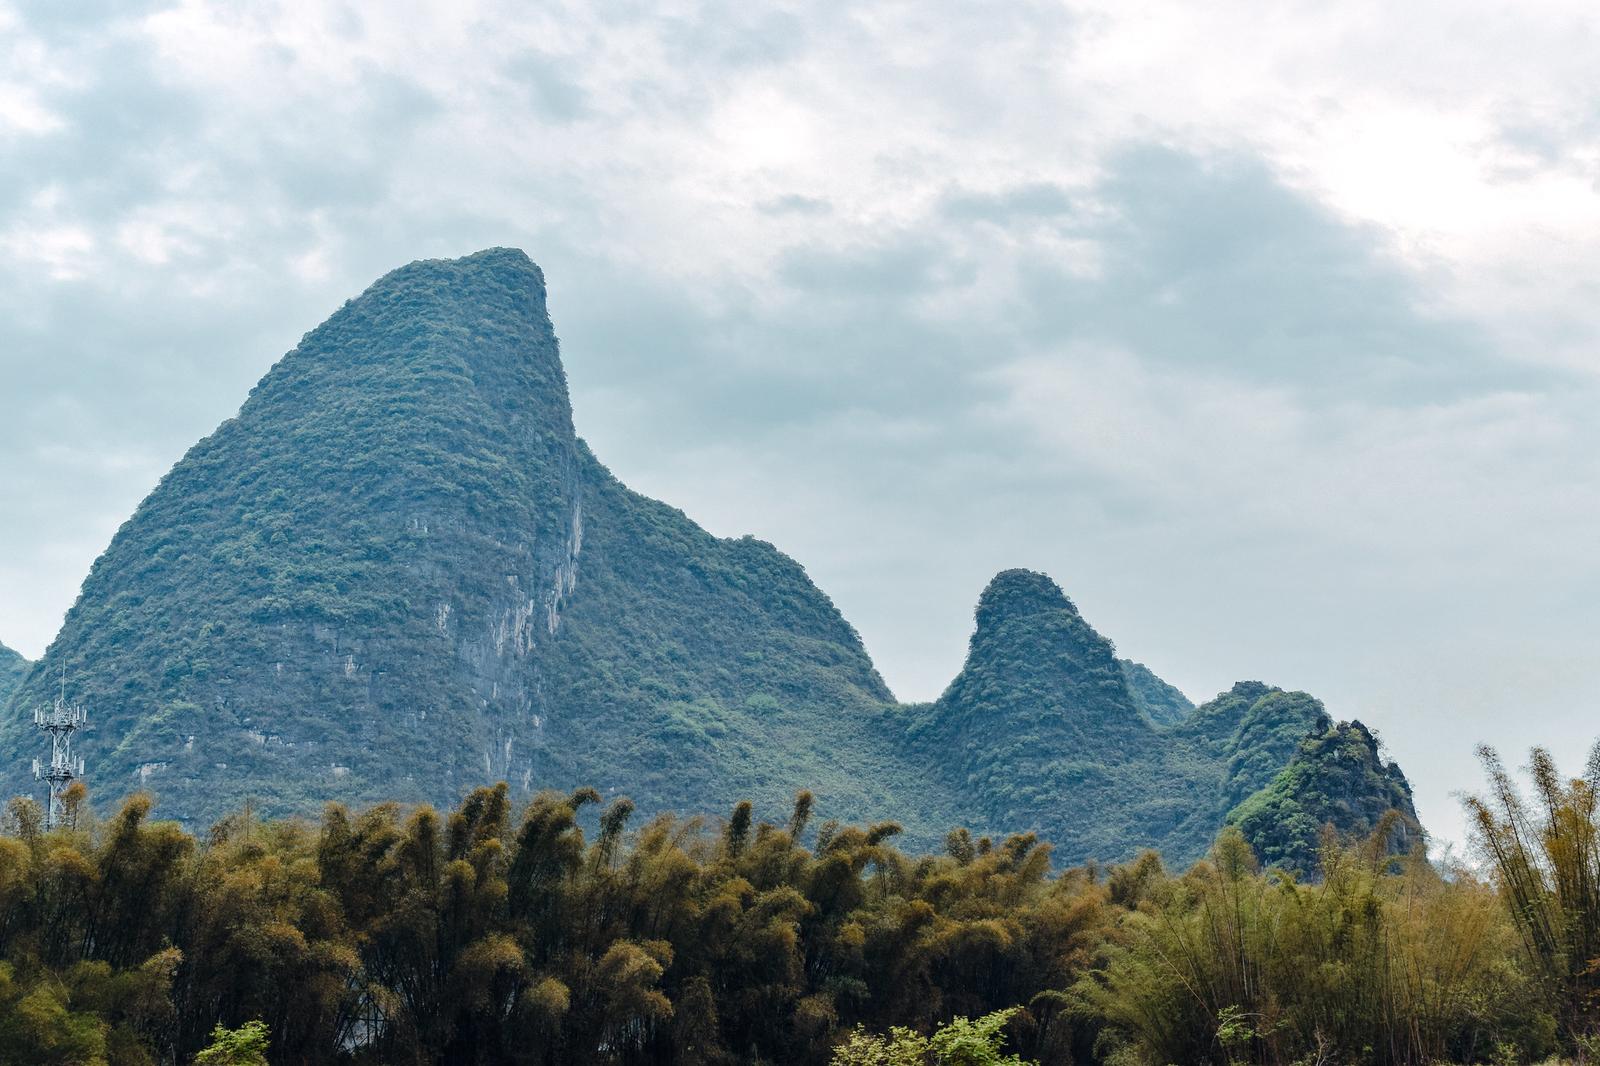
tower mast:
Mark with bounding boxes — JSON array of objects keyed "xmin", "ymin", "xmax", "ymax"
[{"xmin": 32, "ymin": 672, "xmax": 87, "ymax": 829}]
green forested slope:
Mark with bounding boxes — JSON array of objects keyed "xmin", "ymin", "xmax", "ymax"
[
  {"xmin": 1119, "ymin": 658, "xmax": 1193, "ymax": 724},
  {"xmin": 1228, "ymin": 718, "xmax": 1418, "ymax": 874},
  {"xmin": 1176, "ymin": 681, "xmax": 1336, "ymax": 812},
  {"xmin": 0, "ymin": 643, "xmax": 26, "ymax": 707},
  {"xmin": 0, "ymin": 250, "xmax": 1416, "ymax": 862},
  {"xmin": 506, "ymin": 441, "xmax": 955, "ymax": 832}
]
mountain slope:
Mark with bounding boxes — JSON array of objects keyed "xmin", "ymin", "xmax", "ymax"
[
  {"xmin": 0, "ymin": 249, "xmax": 920, "ymax": 829},
  {"xmin": 0, "ymin": 249, "xmax": 1417, "ymax": 865},
  {"xmin": 1175, "ymin": 681, "xmax": 1336, "ymax": 813},
  {"xmin": 0, "ymin": 643, "xmax": 26, "ymax": 709},
  {"xmin": 1228, "ymin": 719, "xmax": 1418, "ymax": 874},
  {"xmin": 512, "ymin": 442, "xmax": 952, "ymax": 828},
  {"xmin": 1120, "ymin": 658, "xmax": 1193, "ymax": 725}
]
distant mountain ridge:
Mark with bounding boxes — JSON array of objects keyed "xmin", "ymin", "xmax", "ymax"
[{"xmin": 0, "ymin": 249, "xmax": 1416, "ymax": 865}]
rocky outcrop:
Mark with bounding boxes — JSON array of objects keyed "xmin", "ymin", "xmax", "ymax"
[{"xmin": 1228, "ymin": 719, "xmax": 1419, "ymax": 875}]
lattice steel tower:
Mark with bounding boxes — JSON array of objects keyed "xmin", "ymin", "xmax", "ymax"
[{"xmin": 32, "ymin": 684, "xmax": 87, "ymax": 829}]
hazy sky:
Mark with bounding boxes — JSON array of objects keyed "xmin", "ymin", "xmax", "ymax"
[{"xmin": 4, "ymin": 0, "xmax": 1600, "ymax": 847}]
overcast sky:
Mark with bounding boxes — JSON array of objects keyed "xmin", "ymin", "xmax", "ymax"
[{"xmin": 5, "ymin": 0, "xmax": 1600, "ymax": 848}]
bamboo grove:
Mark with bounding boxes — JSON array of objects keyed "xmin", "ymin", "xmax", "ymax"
[{"xmin": 1, "ymin": 745, "xmax": 1598, "ymax": 1065}]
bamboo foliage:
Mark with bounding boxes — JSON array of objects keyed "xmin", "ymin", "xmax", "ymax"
[
  {"xmin": 0, "ymin": 773, "xmax": 1576, "ymax": 1066},
  {"xmin": 1466, "ymin": 742, "xmax": 1600, "ymax": 1043},
  {"xmin": 0, "ymin": 788, "xmax": 1107, "ymax": 1064},
  {"xmin": 1075, "ymin": 824, "xmax": 1545, "ymax": 1065}
]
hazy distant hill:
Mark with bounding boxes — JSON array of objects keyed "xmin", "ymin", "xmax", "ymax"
[{"xmin": 0, "ymin": 249, "xmax": 1415, "ymax": 863}]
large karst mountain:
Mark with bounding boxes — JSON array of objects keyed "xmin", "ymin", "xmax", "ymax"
[{"xmin": 0, "ymin": 249, "xmax": 1416, "ymax": 865}]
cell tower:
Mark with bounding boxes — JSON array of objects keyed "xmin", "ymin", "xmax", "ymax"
[{"xmin": 32, "ymin": 676, "xmax": 87, "ymax": 829}]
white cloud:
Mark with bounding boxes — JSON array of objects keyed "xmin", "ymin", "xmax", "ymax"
[
  {"xmin": 1, "ymin": 221, "xmax": 95, "ymax": 278},
  {"xmin": 0, "ymin": 82, "xmax": 60, "ymax": 134}
]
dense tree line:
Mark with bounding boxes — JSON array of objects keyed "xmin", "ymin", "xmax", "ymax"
[{"xmin": 0, "ymin": 744, "xmax": 1594, "ymax": 1065}]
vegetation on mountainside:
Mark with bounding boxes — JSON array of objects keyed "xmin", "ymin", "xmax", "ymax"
[
  {"xmin": 1117, "ymin": 660, "xmax": 1192, "ymax": 726},
  {"xmin": 0, "ymin": 643, "xmax": 25, "ymax": 707},
  {"xmin": 0, "ymin": 250, "xmax": 1415, "ymax": 867},
  {"xmin": 1175, "ymin": 681, "xmax": 1332, "ymax": 811},
  {"xmin": 1227, "ymin": 719, "xmax": 1417, "ymax": 875},
  {"xmin": 0, "ymin": 754, "xmax": 1565, "ymax": 1066},
  {"xmin": 522, "ymin": 445, "xmax": 946, "ymax": 842}
]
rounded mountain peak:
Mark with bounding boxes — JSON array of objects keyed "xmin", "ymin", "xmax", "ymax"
[
  {"xmin": 370, "ymin": 246, "xmax": 547, "ymax": 305},
  {"xmin": 973, "ymin": 569, "xmax": 1078, "ymax": 633},
  {"xmin": 1227, "ymin": 680, "xmax": 1276, "ymax": 703}
]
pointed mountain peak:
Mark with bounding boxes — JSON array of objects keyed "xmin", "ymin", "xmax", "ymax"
[
  {"xmin": 1338, "ymin": 719, "xmax": 1384, "ymax": 754},
  {"xmin": 974, "ymin": 569, "xmax": 1079, "ymax": 633},
  {"xmin": 249, "ymin": 245, "xmax": 574, "ymax": 441}
]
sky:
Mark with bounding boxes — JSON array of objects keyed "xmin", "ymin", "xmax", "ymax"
[{"xmin": 4, "ymin": 0, "xmax": 1600, "ymax": 849}]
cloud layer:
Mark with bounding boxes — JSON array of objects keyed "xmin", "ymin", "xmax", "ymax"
[{"xmin": 5, "ymin": 0, "xmax": 1600, "ymax": 847}]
